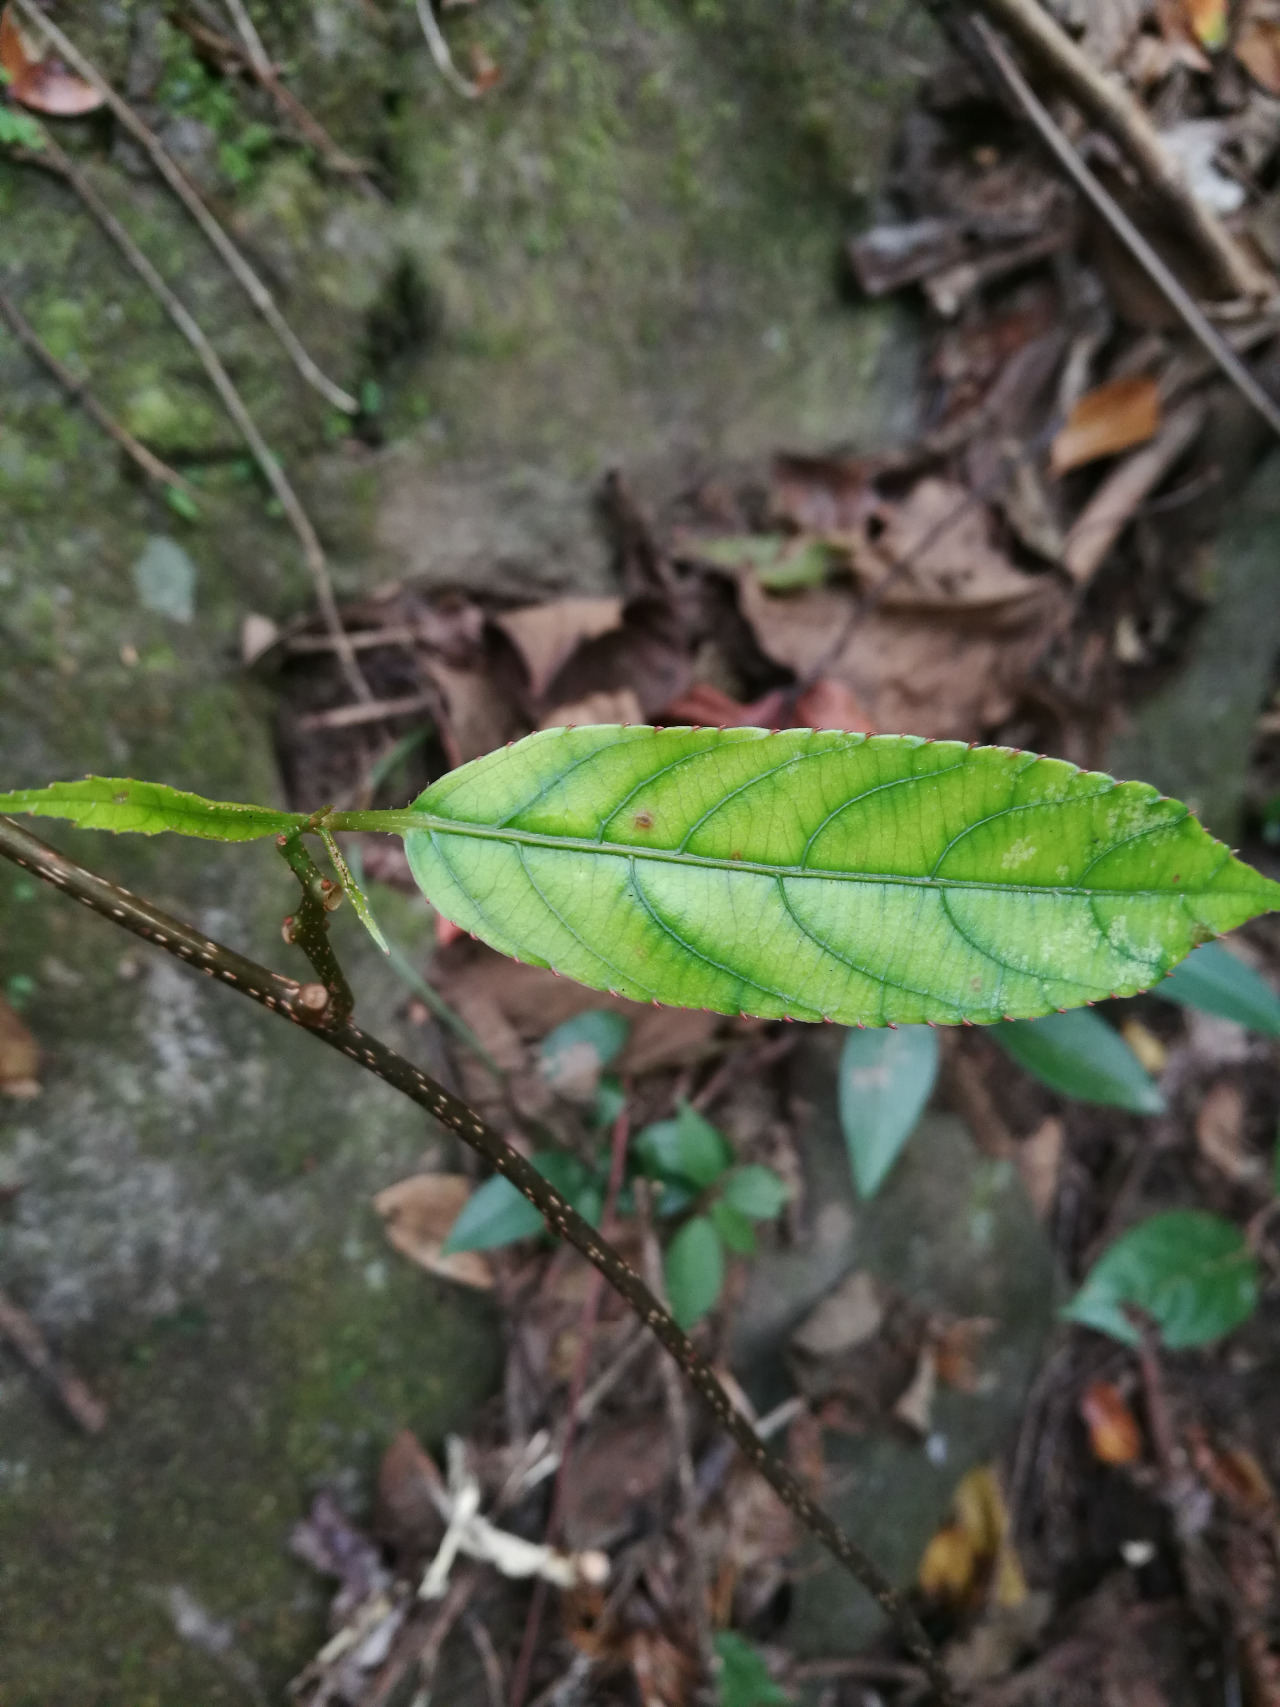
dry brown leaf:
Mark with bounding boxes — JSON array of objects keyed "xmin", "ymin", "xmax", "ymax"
[
  {"xmin": 0, "ymin": 996, "xmax": 39, "ymax": 1098},
  {"xmin": 1196, "ymin": 1079, "xmax": 1265, "ymax": 1183},
  {"xmin": 493, "ymin": 598, "xmax": 624, "ymax": 703},
  {"xmin": 560, "ymin": 1414, "xmax": 675, "ymax": 1551},
  {"xmin": 1237, "ymin": 16, "xmax": 1280, "ymax": 91},
  {"xmin": 375, "ymin": 1429, "xmax": 447, "ymax": 1561},
  {"xmin": 421, "ymin": 656, "xmax": 524, "ymax": 767},
  {"xmin": 893, "ymin": 1344, "xmax": 937, "ymax": 1433},
  {"xmin": 1051, "ymin": 376, "xmax": 1161, "ymax": 476},
  {"xmin": 792, "ymin": 677, "xmax": 874, "ymax": 733},
  {"xmin": 791, "ymin": 1270, "xmax": 884, "ymax": 1359},
  {"xmin": 1188, "ymin": 1426, "xmax": 1277, "ymax": 1518},
  {"xmin": 372, "ymin": 1174, "xmax": 494, "ymax": 1290},
  {"xmin": 1016, "ymin": 1115, "xmax": 1063, "ymax": 1220},
  {"xmin": 540, "ymin": 687, "xmax": 644, "ymax": 729},
  {"xmin": 0, "ymin": 6, "xmax": 104, "ymax": 115},
  {"xmin": 770, "ymin": 452, "xmax": 877, "ymax": 533},
  {"xmin": 628, "ymin": 1628, "xmax": 698, "ymax": 1707},
  {"xmin": 1079, "ymin": 1379, "xmax": 1143, "ymax": 1466},
  {"xmin": 934, "ymin": 1317, "xmax": 996, "ymax": 1393}
]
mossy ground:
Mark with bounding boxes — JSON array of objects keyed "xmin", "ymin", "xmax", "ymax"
[{"xmin": 0, "ymin": 2, "xmax": 927, "ymax": 1696}]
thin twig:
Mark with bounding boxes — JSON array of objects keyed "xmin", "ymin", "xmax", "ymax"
[
  {"xmin": 0, "ymin": 1284, "xmax": 108, "ymax": 1434},
  {"xmin": 169, "ymin": 10, "xmax": 382, "ymax": 198},
  {"xmin": 0, "ymin": 286, "xmax": 198, "ymax": 500},
  {"xmin": 20, "ymin": 122, "xmax": 371, "ymax": 705},
  {"xmin": 9, "ymin": 0, "xmax": 358, "ymax": 412},
  {"xmin": 412, "ymin": 0, "xmax": 485, "ymax": 98},
  {"xmin": 218, "ymin": 0, "xmax": 271, "ymax": 75},
  {"xmin": 509, "ymin": 1107, "xmax": 633, "ymax": 1707},
  {"xmin": 965, "ymin": 14, "xmax": 1280, "ymax": 442},
  {"xmin": 465, "ymin": 1612, "xmax": 506, "ymax": 1707},
  {"xmin": 0, "ymin": 813, "xmax": 956, "ymax": 1707},
  {"xmin": 961, "ymin": 0, "xmax": 1269, "ymax": 300},
  {"xmin": 638, "ymin": 1180, "xmax": 716, "ymax": 1687},
  {"xmin": 297, "ymin": 693, "xmax": 434, "ymax": 732}
]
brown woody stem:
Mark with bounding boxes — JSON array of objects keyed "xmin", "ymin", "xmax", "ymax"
[{"xmin": 0, "ymin": 814, "xmax": 954, "ymax": 1705}]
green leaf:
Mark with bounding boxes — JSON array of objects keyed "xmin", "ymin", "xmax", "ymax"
[
  {"xmin": 634, "ymin": 1102, "xmax": 733, "ymax": 1189},
  {"xmin": 1155, "ymin": 940, "xmax": 1280, "ymax": 1036},
  {"xmin": 163, "ymin": 485, "xmax": 202, "ymax": 522},
  {"xmin": 538, "ymin": 1009, "xmax": 631, "ymax": 1095},
  {"xmin": 720, "ymin": 1164, "xmax": 790, "ymax": 1220},
  {"xmin": 0, "ymin": 106, "xmax": 45, "ymax": 151},
  {"xmin": 443, "ymin": 1153, "xmax": 591, "ymax": 1253},
  {"xmin": 714, "ymin": 1632, "xmax": 792, "ymax": 1707},
  {"xmin": 994, "ymin": 1008, "xmax": 1164, "ymax": 1113},
  {"xmin": 664, "ymin": 1214, "xmax": 725, "ymax": 1329},
  {"xmin": 838, "ymin": 1024, "xmax": 939, "ymax": 1198},
  {"xmin": 1064, "ymin": 1210, "xmax": 1258, "ymax": 1349},
  {"xmin": 691, "ymin": 534, "xmax": 832, "ymax": 590},
  {"xmin": 594, "ymin": 1073, "xmax": 627, "ymax": 1130},
  {"xmin": 399, "ymin": 728, "xmax": 1280, "ymax": 1028},
  {"xmin": 710, "ymin": 1198, "xmax": 758, "ymax": 1255},
  {"xmin": 0, "ymin": 776, "xmax": 303, "ymax": 841},
  {"xmin": 317, "ymin": 826, "xmax": 389, "ymax": 955}
]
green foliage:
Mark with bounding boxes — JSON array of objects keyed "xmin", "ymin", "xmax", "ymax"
[
  {"xmin": 713, "ymin": 1631, "xmax": 792, "ymax": 1707},
  {"xmin": 692, "ymin": 534, "xmax": 832, "ymax": 590},
  {"xmin": 664, "ymin": 1214, "xmax": 725, "ymax": 1330},
  {"xmin": 634, "ymin": 1102, "xmax": 734, "ymax": 1190},
  {"xmin": 443, "ymin": 1153, "xmax": 597, "ymax": 1254},
  {"xmin": 1064, "ymin": 1210, "xmax": 1258, "ymax": 1349},
  {"xmin": 538, "ymin": 1009, "xmax": 630, "ymax": 1096},
  {"xmin": 0, "ymin": 105, "xmax": 46, "ymax": 152},
  {"xmin": 0, "ymin": 775, "xmax": 304, "ymax": 841},
  {"xmin": 1155, "ymin": 940, "xmax": 1280, "ymax": 1035},
  {"xmin": 838, "ymin": 1024, "xmax": 939, "ymax": 1198},
  {"xmin": 993, "ymin": 1009, "xmax": 1164, "ymax": 1114},
  {"xmin": 402, "ymin": 728, "xmax": 1279, "ymax": 1027}
]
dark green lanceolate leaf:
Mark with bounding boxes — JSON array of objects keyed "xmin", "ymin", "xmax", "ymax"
[
  {"xmin": 838, "ymin": 1024, "xmax": 939, "ymax": 1198},
  {"xmin": 1155, "ymin": 940, "xmax": 1280, "ymax": 1035},
  {"xmin": 443, "ymin": 1152, "xmax": 593, "ymax": 1254},
  {"xmin": 401, "ymin": 728, "xmax": 1280, "ymax": 1028},
  {"xmin": 713, "ymin": 1632, "xmax": 792, "ymax": 1707},
  {"xmin": 1064, "ymin": 1210, "xmax": 1258, "ymax": 1349},
  {"xmin": 995, "ymin": 1008, "xmax": 1163, "ymax": 1114},
  {"xmin": 710, "ymin": 1199, "xmax": 758, "ymax": 1256},
  {"xmin": 664, "ymin": 1214, "xmax": 725, "ymax": 1329},
  {"xmin": 0, "ymin": 776, "xmax": 303, "ymax": 841},
  {"xmin": 634, "ymin": 1102, "xmax": 733, "ymax": 1189}
]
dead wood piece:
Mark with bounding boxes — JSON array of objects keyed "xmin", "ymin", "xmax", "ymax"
[
  {"xmin": 1061, "ymin": 395, "xmax": 1207, "ymax": 584},
  {"xmin": 10, "ymin": 0, "xmax": 358, "ymax": 411},
  {"xmin": 21, "ymin": 122, "xmax": 371, "ymax": 705},
  {"xmin": 0, "ymin": 1286, "xmax": 107, "ymax": 1433},
  {"xmin": 965, "ymin": 0, "xmax": 1270, "ymax": 300},
  {"xmin": 0, "ymin": 287, "xmax": 196, "ymax": 498},
  {"xmin": 296, "ymin": 693, "xmax": 435, "ymax": 732}
]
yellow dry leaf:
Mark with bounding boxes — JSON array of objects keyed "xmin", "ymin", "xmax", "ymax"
[
  {"xmin": 1121, "ymin": 1019, "xmax": 1167, "ymax": 1076},
  {"xmin": 919, "ymin": 1524, "xmax": 979, "ymax": 1601},
  {"xmin": 919, "ymin": 1466, "xmax": 1028, "ymax": 1608},
  {"xmin": 1051, "ymin": 375, "xmax": 1161, "ymax": 476},
  {"xmin": 373, "ymin": 1174, "xmax": 494, "ymax": 1290},
  {"xmin": 1187, "ymin": 0, "xmax": 1228, "ymax": 48}
]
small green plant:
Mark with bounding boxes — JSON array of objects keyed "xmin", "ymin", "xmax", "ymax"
[{"xmin": 713, "ymin": 1630, "xmax": 792, "ymax": 1707}]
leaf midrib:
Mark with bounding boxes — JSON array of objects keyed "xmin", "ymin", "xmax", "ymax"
[{"xmin": 381, "ymin": 812, "xmax": 1233, "ymax": 900}]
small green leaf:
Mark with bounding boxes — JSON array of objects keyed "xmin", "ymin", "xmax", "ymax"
[
  {"xmin": 710, "ymin": 1198, "xmax": 758, "ymax": 1255},
  {"xmin": 0, "ymin": 776, "xmax": 304, "ymax": 841},
  {"xmin": 691, "ymin": 534, "xmax": 833, "ymax": 590},
  {"xmin": 838, "ymin": 1024, "xmax": 939, "ymax": 1198},
  {"xmin": 720, "ymin": 1164, "xmax": 789, "ymax": 1220},
  {"xmin": 400, "ymin": 728, "xmax": 1280, "ymax": 1027},
  {"xmin": 594, "ymin": 1073, "xmax": 627, "ymax": 1130},
  {"xmin": 0, "ymin": 106, "xmax": 46, "ymax": 151},
  {"xmin": 664, "ymin": 1215, "xmax": 725, "ymax": 1328},
  {"xmin": 634, "ymin": 1102, "xmax": 733, "ymax": 1189},
  {"xmin": 1064, "ymin": 1210, "xmax": 1258, "ymax": 1349},
  {"xmin": 1155, "ymin": 940, "xmax": 1280, "ymax": 1036},
  {"xmin": 538, "ymin": 1009, "xmax": 631, "ymax": 1096},
  {"xmin": 163, "ymin": 485, "xmax": 202, "ymax": 522},
  {"xmin": 994, "ymin": 1009, "xmax": 1164, "ymax": 1114},
  {"xmin": 713, "ymin": 1631, "xmax": 792, "ymax": 1707},
  {"xmin": 443, "ymin": 1153, "xmax": 590, "ymax": 1253},
  {"xmin": 318, "ymin": 825, "xmax": 389, "ymax": 954}
]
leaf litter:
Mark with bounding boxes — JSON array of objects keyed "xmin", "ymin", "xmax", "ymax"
[{"xmin": 263, "ymin": 5, "xmax": 1280, "ymax": 1699}]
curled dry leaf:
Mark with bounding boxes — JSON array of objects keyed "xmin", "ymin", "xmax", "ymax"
[
  {"xmin": 1237, "ymin": 14, "xmax": 1280, "ymax": 93},
  {"xmin": 0, "ymin": 6, "xmax": 104, "ymax": 115},
  {"xmin": 918, "ymin": 1467, "xmax": 1025, "ymax": 1608},
  {"xmin": 493, "ymin": 598, "xmax": 624, "ymax": 704},
  {"xmin": 373, "ymin": 1174, "xmax": 494, "ymax": 1290},
  {"xmin": 0, "ymin": 994, "xmax": 39, "ymax": 1097},
  {"xmin": 1195, "ymin": 1079, "xmax": 1264, "ymax": 1183},
  {"xmin": 1079, "ymin": 1379, "xmax": 1143, "ymax": 1466},
  {"xmin": 1050, "ymin": 376, "xmax": 1161, "ymax": 476}
]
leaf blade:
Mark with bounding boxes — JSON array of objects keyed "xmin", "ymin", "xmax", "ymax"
[
  {"xmin": 664, "ymin": 1214, "xmax": 725, "ymax": 1329},
  {"xmin": 838, "ymin": 1023, "xmax": 940, "ymax": 1198},
  {"xmin": 402, "ymin": 728, "xmax": 1280, "ymax": 1028},
  {"xmin": 1155, "ymin": 940, "xmax": 1280, "ymax": 1035},
  {"xmin": 0, "ymin": 776, "xmax": 304, "ymax": 841},
  {"xmin": 994, "ymin": 1009, "xmax": 1165, "ymax": 1114}
]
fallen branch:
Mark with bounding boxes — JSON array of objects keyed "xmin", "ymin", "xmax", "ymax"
[
  {"xmin": 9, "ymin": 0, "xmax": 359, "ymax": 413},
  {"xmin": 0, "ymin": 286, "xmax": 198, "ymax": 502},
  {"xmin": 963, "ymin": 12, "xmax": 1280, "ymax": 442},
  {"xmin": 0, "ymin": 812, "xmax": 956, "ymax": 1707},
  {"xmin": 297, "ymin": 693, "xmax": 435, "ymax": 732},
  {"xmin": 0, "ymin": 1284, "xmax": 108, "ymax": 1434},
  {"xmin": 20, "ymin": 122, "xmax": 371, "ymax": 705},
  {"xmin": 962, "ymin": 0, "xmax": 1270, "ymax": 301}
]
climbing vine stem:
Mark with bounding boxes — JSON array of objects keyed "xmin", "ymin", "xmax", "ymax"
[{"xmin": 0, "ymin": 813, "xmax": 954, "ymax": 1706}]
